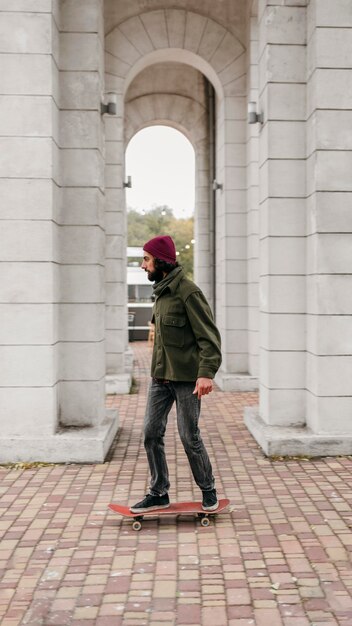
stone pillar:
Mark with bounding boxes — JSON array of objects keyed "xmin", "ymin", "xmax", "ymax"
[
  {"xmin": 193, "ymin": 79, "xmax": 212, "ymax": 307},
  {"xmin": 259, "ymin": 0, "xmax": 307, "ymax": 426},
  {"xmin": 247, "ymin": 14, "xmax": 260, "ymax": 380},
  {"xmin": 215, "ymin": 89, "xmax": 257, "ymax": 391},
  {"xmin": 194, "ymin": 137, "xmax": 212, "ymax": 306},
  {"xmin": 104, "ymin": 28, "xmax": 131, "ymax": 393},
  {"xmin": 0, "ymin": 0, "xmax": 119, "ymax": 462},
  {"xmin": 0, "ymin": 2, "xmax": 59, "ymax": 452},
  {"xmin": 245, "ymin": 0, "xmax": 308, "ymax": 451},
  {"xmin": 58, "ymin": 0, "xmax": 105, "ymax": 426},
  {"xmin": 56, "ymin": 0, "xmax": 119, "ymax": 454},
  {"xmin": 104, "ymin": 102, "xmax": 131, "ymax": 394},
  {"xmin": 246, "ymin": 0, "xmax": 352, "ymax": 456},
  {"xmin": 306, "ymin": 0, "xmax": 352, "ymax": 442}
]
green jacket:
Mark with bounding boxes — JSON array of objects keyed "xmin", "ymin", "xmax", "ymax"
[{"xmin": 151, "ymin": 267, "xmax": 222, "ymax": 381}]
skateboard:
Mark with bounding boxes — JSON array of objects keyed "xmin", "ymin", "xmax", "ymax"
[{"xmin": 108, "ymin": 498, "xmax": 230, "ymax": 531}]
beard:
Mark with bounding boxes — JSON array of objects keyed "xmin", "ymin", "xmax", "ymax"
[{"xmin": 147, "ymin": 268, "xmax": 164, "ymax": 283}]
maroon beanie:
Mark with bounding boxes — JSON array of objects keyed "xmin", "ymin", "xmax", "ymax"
[{"xmin": 143, "ymin": 235, "xmax": 176, "ymax": 264}]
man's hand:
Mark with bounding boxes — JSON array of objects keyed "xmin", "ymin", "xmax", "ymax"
[{"xmin": 192, "ymin": 377, "xmax": 213, "ymax": 399}]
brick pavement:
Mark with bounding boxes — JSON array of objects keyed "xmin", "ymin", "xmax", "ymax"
[{"xmin": 1, "ymin": 341, "xmax": 352, "ymax": 625}]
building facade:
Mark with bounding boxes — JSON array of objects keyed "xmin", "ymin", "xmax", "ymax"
[{"xmin": 1, "ymin": 0, "xmax": 352, "ymax": 461}]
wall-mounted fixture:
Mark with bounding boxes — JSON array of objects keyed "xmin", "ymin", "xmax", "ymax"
[
  {"xmin": 212, "ymin": 180, "xmax": 223, "ymax": 192},
  {"xmin": 101, "ymin": 93, "xmax": 117, "ymax": 115},
  {"xmin": 123, "ymin": 176, "xmax": 132, "ymax": 188},
  {"xmin": 248, "ymin": 101, "xmax": 263, "ymax": 124}
]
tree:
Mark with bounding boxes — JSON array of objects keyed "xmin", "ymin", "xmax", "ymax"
[{"xmin": 127, "ymin": 205, "xmax": 194, "ymax": 278}]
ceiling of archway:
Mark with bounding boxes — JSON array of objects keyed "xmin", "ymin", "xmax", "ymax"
[
  {"xmin": 125, "ymin": 62, "xmax": 206, "ymax": 104},
  {"xmin": 105, "ymin": 4, "xmax": 248, "ymax": 100},
  {"xmin": 104, "ymin": 0, "xmax": 248, "ymax": 46},
  {"xmin": 124, "ymin": 62, "xmax": 207, "ymax": 147}
]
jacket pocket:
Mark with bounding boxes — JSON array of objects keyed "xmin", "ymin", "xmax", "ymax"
[{"xmin": 162, "ymin": 315, "xmax": 186, "ymax": 347}]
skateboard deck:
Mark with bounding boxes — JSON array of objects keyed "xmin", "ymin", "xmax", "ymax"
[{"xmin": 108, "ymin": 498, "xmax": 230, "ymax": 530}]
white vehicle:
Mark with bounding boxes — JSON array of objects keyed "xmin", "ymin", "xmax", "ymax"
[{"xmin": 127, "ymin": 247, "xmax": 153, "ymax": 341}]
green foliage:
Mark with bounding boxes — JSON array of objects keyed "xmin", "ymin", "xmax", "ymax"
[{"xmin": 128, "ymin": 205, "xmax": 194, "ymax": 278}]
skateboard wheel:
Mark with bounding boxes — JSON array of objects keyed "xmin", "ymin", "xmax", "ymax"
[
  {"xmin": 132, "ymin": 520, "xmax": 142, "ymax": 531},
  {"xmin": 200, "ymin": 516, "xmax": 210, "ymax": 527}
]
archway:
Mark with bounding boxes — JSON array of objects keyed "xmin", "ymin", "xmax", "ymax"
[
  {"xmin": 125, "ymin": 62, "xmax": 212, "ymax": 303},
  {"xmin": 104, "ymin": 8, "xmax": 252, "ymax": 393}
]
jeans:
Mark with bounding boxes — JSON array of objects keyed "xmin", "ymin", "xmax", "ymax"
[{"xmin": 144, "ymin": 379, "xmax": 215, "ymax": 496}]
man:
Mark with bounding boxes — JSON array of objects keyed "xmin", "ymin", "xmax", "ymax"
[{"xmin": 130, "ymin": 235, "xmax": 222, "ymax": 513}]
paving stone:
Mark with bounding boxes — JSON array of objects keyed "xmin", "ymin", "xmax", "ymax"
[{"xmin": 1, "ymin": 342, "xmax": 352, "ymax": 625}]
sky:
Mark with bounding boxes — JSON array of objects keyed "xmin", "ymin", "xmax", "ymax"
[{"xmin": 125, "ymin": 126, "xmax": 195, "ymax": 219}]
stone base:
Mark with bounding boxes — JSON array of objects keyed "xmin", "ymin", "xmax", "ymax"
[
  {"xmin": 245, "ymin": 406, "xmax": 352, "ymax": 457},
  {"xmin": 0, "ymin": 410, "xmax": 120, "ymax": 464},
  {"xmin": 215, "ymin": 371, "xmax": 258, "ymax": 392},
  {"xmin": 106, "ymin": 373, "xmax": 131, "ymax": 394}
]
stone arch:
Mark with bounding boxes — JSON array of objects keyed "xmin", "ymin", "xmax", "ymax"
[
  {"xmin": 121, "ymin": 49, "xmax": 225, "ymax": 100},
  {"xmin": 124, "ymin": 62, "xmax": 211, "ymax": 297},
  {"xmin": 124, "ymin": 94, "xmax": 206, "ymax": 148},
  {"xmin": 104, "ymin": 8, "xmax": 250, "ymax": 393},
  {"xmin": 105, "ymin": 9, "xmax": 245, "ymax": 97}
]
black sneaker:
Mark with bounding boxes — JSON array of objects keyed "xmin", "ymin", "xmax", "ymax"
[
  {"xmin": 202, "ymin": 489, "xmax": 219, "ymax": 511},
  {"xmin": 130, "ymin": 493, "xmax": 170, "ymax": 513}
]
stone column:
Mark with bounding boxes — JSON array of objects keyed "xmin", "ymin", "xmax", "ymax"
[
  {"xmin": 56, "ymin": 0, "xmax": 119, "ymax": 453},
  {"xmin": 245, "ymin": 0, "xmax": 308, "ymax": 451},
  {"xmin": 104, "ymin": 101, "xmax": 131, "ymax": 394},
  {"xmin": 0, "ymin": 2, "xmax": 59, "ymax": 458},
  {"xmin": 0, "ymin": 0, "xmax": 118, "ymax": 462},
  {"xmin": 193, "ymin": 78, "xmax": 212, "ymax": 307},
  {"xmin": 194, "ymin": 137, "xmax": 212, "ymax": 306},
  {"xmin": 104, "ymin": 25, "xmax": 132, "ymax": 393},
  {"xmin": 305, "ymin": 0, "xmax": 352, "ymax": 446},
  {"xmin": 215, "ymin": 88, "xmax": 257, "ymax": 391},
  {"xmin": 58, "ymin": 0, "xmax": 105, "ymax": 426},
  {"xmin": 247, "ymin": 14, "xmax": 260, "ymax": 380}
]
